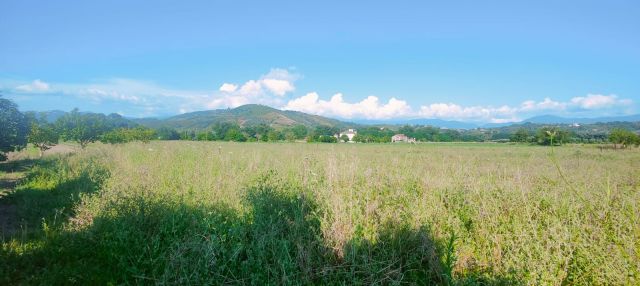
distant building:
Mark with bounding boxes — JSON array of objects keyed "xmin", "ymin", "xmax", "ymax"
[
  {"xmin": 336, "ymin": 129, "xmax": 358, "ymax": 142},
  {"xmin": 391, "ymin": 134, "xmax": 416, "ymax": 143}
]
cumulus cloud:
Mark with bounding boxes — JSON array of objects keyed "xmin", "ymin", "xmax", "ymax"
[
  {"xmin": 418, "ymin": 103, "xmax": 517, "ymax": 123},
  {"xmin": 4, "ymin": 73, "xmax": 634, "ymax": 121},
  {"xmin": 260, "ymin": 68, "xmax": 298, "ymax": 96},
  {"xmin": 4, "ymin": 68, "xmax": 299, "ymax": 116},
  {"xmin": 570, "ymin": 94, "xmax": 626, "ymax": 109},
  {"xmin": 261, "ymin": 79, "xmax": 294, "ymax": 96},
  {"xmin": 15, "ymin": 79, "xmax": 50, "ymax": 92},
  {"xmin": 284, "ymin": 92, "xmax": 412, "ymax": 119},
  {"xmin": 415, "ymin": 94, "xmax": 632, "ymax": 122},
  {"xmin": 284, "ymin": 91, "xmax": 633, "ymax": 123},
  {"xmin": 219, "ymin": 83, "xmax": 238, "ymax": 93},
  {"xmin": 520, "ymin": 97, "xmax": 566, "ymax": 111},
  {"xmin": 206, "ymin": 68, "xmax": 299, "ymax": 108}
]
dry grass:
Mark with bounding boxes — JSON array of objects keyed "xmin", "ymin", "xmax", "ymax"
[{"xmin": 1, "ymin": 141, "xmax": 639, "ymax": 285}]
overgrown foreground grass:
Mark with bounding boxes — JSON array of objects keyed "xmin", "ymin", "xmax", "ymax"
[{"xmin": 1, "ymin": 142, "xmax": 639, "ymax": 285}]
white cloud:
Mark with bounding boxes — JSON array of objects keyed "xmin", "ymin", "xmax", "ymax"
[
  {"xmin": 219, "ymin": 83, "xmax": 238, "ymax": 93},
  {"xmin": 237, "ymin": 80, "xmax": 262, "ymax": 96},
  {"xmin": 284, "ymin": 92, "xmax": 412, "ymax": 119},
  {"xmin": 259, "ymin": 68, "xmax": 298, "ymax": 96},
  {"xmin": 570, "ymin": 94, "xmax": 622, "ymax": 109},
  {"xmin": 520, "ymin": 97, "xmax": 566, "ymax": 111},
  {"xmin": 416, "ymin": 94, "xmax": 632, "ymax": 122},
  {"xmin": 15, "ymin": 79, "xmax": 50, "ymax": 92},
  {"xmin": 261, "ymin": 79, "xmax": 294, "ymax": 96},
  {"xmin": 206, "ymin": 68, "xmax": 299, "ymax": 108},
  {"xmin": 418, "ymin": 103, "xmax": 517, "ymax": 123},
  {"xmin": 4, "ymin": 74, "xmax": 634, "ymax": 122},
  {"xmin": 284, "ymin": 91, "xmax": 633, "ymax": 123},
  {"xmin": 4, "ymin": 69, "xmax": 299, "ymax": 116}
]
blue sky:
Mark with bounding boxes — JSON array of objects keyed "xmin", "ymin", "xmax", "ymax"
[{"xmin": 1, "ymin": 0, "xmax": 638, "ymax": 122}]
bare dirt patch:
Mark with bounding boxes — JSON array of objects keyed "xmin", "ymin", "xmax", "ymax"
[{"xmin": 44, "ymin": 143, "xmax": 77, "ymax": 156}]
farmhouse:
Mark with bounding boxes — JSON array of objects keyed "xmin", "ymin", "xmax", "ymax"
[
  {"xmin": 391, "ymin": 133, "xmax": 416, "ymax": 143},
  {"xmin": 336, "ymin": 129, "xmax": 357, "ymax": 142}
]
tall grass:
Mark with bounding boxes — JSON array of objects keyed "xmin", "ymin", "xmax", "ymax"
[{"xmin": 1, "ymin": 141, "xmax": 638, "ymax": 285}]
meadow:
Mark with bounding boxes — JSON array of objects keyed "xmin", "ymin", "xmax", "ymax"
[{"xmin": 1, "ymin": 141, "xmax": 638, "ymax": 285}]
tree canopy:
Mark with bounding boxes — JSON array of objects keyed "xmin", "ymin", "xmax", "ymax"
[
  {"xmin": 28, "ymin": 120, "xmax": 59, "ymax": 156},
  {"xmin": 0, "ymin": 96, "xmax": 29, "ymax": 160},
  {"xmin": 609, "ymin": 128, "xmax": 639, "ymax": 148}
]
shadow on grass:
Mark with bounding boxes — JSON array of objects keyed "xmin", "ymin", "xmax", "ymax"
[
  {"xmin": 0, "ymin": 155, "xmax": 107, "ymax": 238},
  {"xmin": 1, "ymin": 168, "xmax": 520, "ymax": 285},
  {"xmin": 0, "ymin": 158, "xmax": 41, "ymax": 174}
]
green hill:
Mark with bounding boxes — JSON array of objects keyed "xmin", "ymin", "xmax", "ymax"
[{"xmin": 133, "ymin": 104, "xmax": 353, "ymax": 130}]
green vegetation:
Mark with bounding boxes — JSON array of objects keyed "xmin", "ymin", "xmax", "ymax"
[
  {"xmin": 27, "ymin": 120, "xmax": 59, "ymax": 156},
  {"xmin": 56, "ymin": 109, "xmax": 136, "ymax": 148},
  {"xmin": 101, "ymin": 127, "xmax": 156, "ymax": 144},
  {"xmin": 609, "ymin": 128, "xmax": 640, "ymax": 148},
  {"xmin": 133, "ymin": 104, "xmax": 349, "ymax": 130},
  {"xmin": 1, "ymin": 142, "xmax": 639, "ymax": 284},
  {"xmin": 509, "ymin": 128, "xmax": 530, "ymax": 143},
  {"xmin": 0, "ymin": 95, "xmax": 29, "ymax": 160},
  {"xmin": 535, "ymin": 127, "xmax": 570, "ymax": 146},
  {"xmin": 4, "ymin": 98, "xmax": 639, "ymax": 149}
]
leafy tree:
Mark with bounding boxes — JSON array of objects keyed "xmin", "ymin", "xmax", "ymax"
[
  {"xmin": 340, "ymin": 134, "xmax": 349, "ymax": 142},
  {"xmin": 28, "ymin": 121, "xmax": 59, "ymax": 156},
  {"xmin": 196, "ymin": 131, "xmax": 214, "ymax": 141},
  {"xmin": 243, "ymin": 124, "xmax": 273, "ymax": 141},
  {"xmin": 267, "ymin": 130, "xmax": 281, "ymax": 142},
  {"xmin": 313, "ymin": 125, "xmax": 339, "ymax": 137},
  {"xmin": 413, "ymin": 126, "xmax": 440, "ymax": 141},
  {"xmin": 316, "ymin": 135, "xmax": 337, "ymax": 143},
  {"xmin": 291, "ymin": 125, "xmax": 308, "ymax": 139},
  {"xmin": 211, "ymin": 122, "xmax": 242, "ymax": 140},
  {"xmin": 101, "ymin": 129, "xmax": 127, "ymax": 144},
  {"xmin": 510, "ymin": 128, "xmax": 530, "ymax": 143},
  {"xmin": 56, "ymin": 109, "xmax": 108, "ymax": 148},
  {"xmin": 101, "ymin": 127, "xmax": 156, "ymax": 144},
  {"xmin": 350, "ymin": 126, "xmax": 395, "ymax": 143},
  {"xmin": 536, "ymin": 127, "xmax": 569, "ymax": 146},
  {"xmin": 284, "ymin": 131, "xmax": 296, "ymax": 142},
  {"xmin": 609, "ymin": 128, "xmax": 639, "ymax": 148},
  {"xmin": 0, "ymin": 96, "xmax": 29, "ymax": 160},
  {"xmin": 132, "ymin": 127, "xmax": 156, "ymax": 143},
  {"xmin": 461, "ymin": 133, "xmax": 485, "ymax": 142},
  {"xmin": 398, "ymin": 125, "xmax": 415, "ymax": 138},
  {"xmin": 225, "ymin": 128, "xmax": 247, "ymax": 142},
  {"xmin": 156, "ymin": 127, "xmax": 180, "ymax": 140},
  {"xmin": 180, "ymin": 130, "xmax": 196, "ymax": 140}
]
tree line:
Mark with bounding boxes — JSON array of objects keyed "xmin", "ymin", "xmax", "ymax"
[
  {"xmin": 1, "ymin": 96, "xmax": 156, "ymax": 160},
  {"xmin": 507, "ymin": 127, "xmax": 639, "ymax": 147},
  {"xmin": 2, "ymin": 96, "xmax": 639, "ymax": 160},
  {"xmin": 174, "ymin": 123, "xmax": 340, "ymax": 143}
]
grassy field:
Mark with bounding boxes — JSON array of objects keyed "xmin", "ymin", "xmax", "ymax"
[{"xmin": 1, "ymin": 142, "xmax": 639, "ymax": 285}]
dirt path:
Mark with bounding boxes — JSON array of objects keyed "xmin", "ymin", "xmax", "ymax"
[{"xmin": 44, "ymin": 143, "xmax": 77, "ymax": 156}]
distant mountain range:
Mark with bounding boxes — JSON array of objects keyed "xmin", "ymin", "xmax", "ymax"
[
  {"xmin": 131, "ymin": 104, "xmax": 353, "ymax": 130},
  {"xmin": 31, "ymin": 105, "xmax": 640, "ymax": 131},
  {"xmin": 33, "ymin": 110, "xmax": 68, "ymax": 123},
  {"xmin": 356, "ymin": 114, "xmax": 640, "ymax": 129},
  {"xmin": 352, "ymin": 118, "xmax": 478, "ymax": 129},
  {"xmin": 521, "ymin": 114, "xmax": 640, "ymax": 125}
]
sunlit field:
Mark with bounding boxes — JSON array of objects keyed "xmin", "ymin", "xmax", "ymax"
[{"xmin": 1, "ymin": 142, "xmax": 639, "ymax": 285}]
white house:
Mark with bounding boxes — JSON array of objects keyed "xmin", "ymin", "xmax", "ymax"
[
  {"xmin": 337, "ymin": 129, "xmax": 357, "ymax": 142},
  {"xmin": 391, "ymin": 134, "xmax": 416, "ymax": 143}
]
